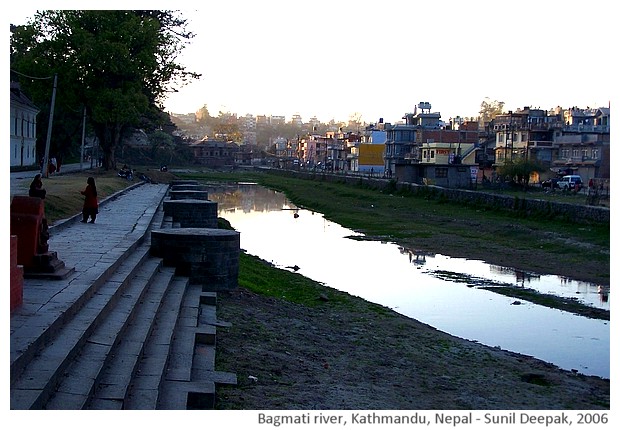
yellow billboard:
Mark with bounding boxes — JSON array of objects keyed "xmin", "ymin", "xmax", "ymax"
[{"xmin": 359, "ymin": 144, "xmax": 385, "ymax": 166}]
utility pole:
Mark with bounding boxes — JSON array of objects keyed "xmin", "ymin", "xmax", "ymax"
[
  {"xmin": 41, "ymin": 73, "xmax": 58, "ymax": 178},
  {"xmin": 80, "ymin": 106, "xmax": 86, "ymax": 171}
]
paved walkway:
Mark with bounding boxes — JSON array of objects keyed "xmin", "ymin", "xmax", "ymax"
[{"xmin": 10, "ymin": 183, "xmax": 170, "ymax": 364}]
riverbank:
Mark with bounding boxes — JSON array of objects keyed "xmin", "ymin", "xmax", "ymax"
[
  {"xmin": 197, "ymin": 171, "xmax": 610, "ymax": 410},
  {"xmin": 213, "ymin": 252, "xmax": 609, "ymax": 409}
]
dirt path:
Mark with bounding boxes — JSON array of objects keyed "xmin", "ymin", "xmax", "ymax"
[{"xmin": 213, "ymin": 281, "xmax": 609, "ymax": 410}]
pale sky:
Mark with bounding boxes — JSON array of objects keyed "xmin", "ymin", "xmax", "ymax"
[{"xmin": 7, "ymin": 0, "xmax": 616, "ymax": 124}]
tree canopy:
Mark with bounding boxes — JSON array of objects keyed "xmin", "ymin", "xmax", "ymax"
[
  {"xmin": 479, "ymin": 98, "xmax": 505, "ymax": 124},
  {"xmin": 10, "ymin": 10, "xmax": 200, "ymax": 170}
]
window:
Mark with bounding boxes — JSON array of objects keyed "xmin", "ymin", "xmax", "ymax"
[{"xmin": 435, "ymin": 167, "xmax": 448, "ymax": 178}]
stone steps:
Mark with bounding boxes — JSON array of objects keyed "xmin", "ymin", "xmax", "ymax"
[
  {"xmin": 10, "ymin": 243, "xmax": 156, "ymax": 409},
  {"xmin": 45, "ymin": 262, "xmax": 176, "ymax": 409},
  {"xmin": 10, "ymin": 182, "xmax": 238, "ymax": 410}
]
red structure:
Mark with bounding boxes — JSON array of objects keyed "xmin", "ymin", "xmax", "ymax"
[
  {"xmin": 10, "ymin": 196, "xmax": 73, "ymax": 281},
  {"xmin": 10, "ymin": 196, "xmax": 49, "ymax": 269},
  {"xmin": 10, "ymin": 235, "xmax": 23, "ymax": 312}
]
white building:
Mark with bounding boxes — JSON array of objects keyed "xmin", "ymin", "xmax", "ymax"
[{"xmin": 10, "ymin": 82, "xmax": 39, "ymax": 167}]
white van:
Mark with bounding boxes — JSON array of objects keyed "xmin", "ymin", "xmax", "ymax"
[{"xmin": 557, "ymin": 175, "xmax": 582, "ymax": 190}]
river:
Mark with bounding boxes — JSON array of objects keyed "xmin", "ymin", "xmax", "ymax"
[{"xmin": 207, "ymin": 182, "xmax": 610, "ymax": 379}]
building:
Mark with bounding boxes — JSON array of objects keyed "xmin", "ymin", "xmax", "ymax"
[
  {"xmin": 384, "ymin": 103, "xmax": 478, "ymax": 186},
  {"xmin": 290, "ymin": 114, "xmax": 303, "ymax": 126},
  {"xmin": 358, "ymin": 143, "xmax": 385, "ymax": 174},
  {"xmin": 552, "ymin": 107, "xmax": 610, "ymax": 181},
  {"xmin": 189, "ymin": 138, "xmax": 239, "ymax": 168},
  {"xmin": 384, "ymin": 103, "xmax": 443, "ymax": 175},
  {"xmin": 10, "ymin": 82, "xmax": 40, "ymax": 167},
  {"xmin": 492, "ymin": 107, "xmax": 561, "ymax": 169},
  {"xmin": 491, "ymin": 105, "xmax": 610, "ymax": 184}
]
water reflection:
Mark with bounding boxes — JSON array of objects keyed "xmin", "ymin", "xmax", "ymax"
[{"xmin": 208, "ymin": 183, "xmax": 610, "ymax": 378}]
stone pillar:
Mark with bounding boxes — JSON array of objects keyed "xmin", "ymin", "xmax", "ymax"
[
  {"xmin": 163, "ymin": 199, "xmax": 219, "ymax": 228},
  {"xmin": 150, "ymin": 228, "xmax": 240, "ymax": 291}
]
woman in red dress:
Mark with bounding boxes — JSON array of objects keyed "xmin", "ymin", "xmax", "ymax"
[{"xmin": 80, "ymin": 176, "xmax": 99, "ymax": 223}]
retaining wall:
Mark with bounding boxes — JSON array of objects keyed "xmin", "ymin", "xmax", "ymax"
[{"xmin": 260, "ymin": 168, "xmax": 609, "ymax": 224}]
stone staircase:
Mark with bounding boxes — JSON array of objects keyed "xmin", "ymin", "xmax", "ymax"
[{"xmin": 10, "ymin": 194, "xmax": 237, "ymax": 410}]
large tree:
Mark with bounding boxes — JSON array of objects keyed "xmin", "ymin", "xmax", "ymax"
[
  {"xmin": 10, "ymin": 10, "xmax": 200, "ymax": 170},
  {"xmin": 478, "ymin": 97, "xmax": 505, "ymax": 124}
]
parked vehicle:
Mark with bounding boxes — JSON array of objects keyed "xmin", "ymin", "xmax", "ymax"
[
  {"xmin": 541, "ymin": 178, "xmax": 560, "ymax": 189},
  {"xmin": 117, "ymin": 167, "xmax": 133, "ymax": 181},
  {"xmin": 557, "ymin": 175, "xmax": 582, "ymax": 190}
]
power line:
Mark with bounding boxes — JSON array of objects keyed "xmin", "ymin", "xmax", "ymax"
[{"xmin": 10, "ymin": 68, "xmax": 53, "ymax": 80}]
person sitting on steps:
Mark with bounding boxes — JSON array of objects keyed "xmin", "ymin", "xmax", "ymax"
[{"xmin": 28, "ymin": 174, "xmax": 46, "ymax": 199}]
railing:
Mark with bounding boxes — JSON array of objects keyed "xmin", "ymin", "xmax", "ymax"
[
  {"xmin": 563, "ymin": 124, "xmax": 610, "ymax": 133},
  {"xmin": 528, "ymin": 140, "xmax": 553, "ymax": 147}
]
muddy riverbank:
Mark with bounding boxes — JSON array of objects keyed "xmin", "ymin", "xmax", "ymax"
[{"xmin": 213, "ymin": 257, "xmax": 610, "ymax": 410}]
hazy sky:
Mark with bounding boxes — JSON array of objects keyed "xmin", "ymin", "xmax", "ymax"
[{"xmin": 7, "ymin": 0, "xmax": 615, "ymax": 124}]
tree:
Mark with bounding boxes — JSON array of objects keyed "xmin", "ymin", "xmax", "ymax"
[
  {"xmin": 10, "ymin": 10, "xmax": 200, "ymax": 170},
  {"xmin": 346, "ymin": 112, "xmax": 363, "ymax": 132},
  {"xmin": 196, "ymin": 105, "xmax": 213, "ymax": 125},
  {"xmin": 497, "ymin": 160, "xmax": 545, "ymax": 188},
  {"xmin": 479, "ymin": 98, "xmax": 505, "ymax": 124},
  {"xmin": 148, "ymin": 129, "xmax": 174, "ymax": 164}
]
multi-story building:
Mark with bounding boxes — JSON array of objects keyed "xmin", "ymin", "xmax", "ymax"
[
  {"xmin": 384, "ymin": 102, "xmax": 442, "ymax": 175},
  {"xmin": 290, "ymin": 114, "xmax": 303, "ymax": 126},
  {"xmin": 383, "ymin": 102, "xmax": 479, "ymax": 186},
  {"xmin": 190, "ymin": 138, "xmax": 239, "ymax": 168},
  {"xmin": 492, "ymin": 107, "xmax": 562, "ymax": 169},
  {"xmin": 10, "ymin": 82, "xmax": 39, "ymax": 167},
  {"xmin": 491, "ymin": 106, "xmax": 610, "ymax": 184},
  {"xmin": 270, "ymin": 115, "xmax": 286, "ymax": 126},
  {"xmin": 240, "ymin": 114, "xmax": 257, "ymax": 146},
  {"xmin": 552, "ymin": 107, "xmax": 610, "ymax": 180}
]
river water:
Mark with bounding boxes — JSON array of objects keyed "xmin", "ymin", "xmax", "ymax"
[{"xmin": 207, "ymin": 182, "xmax": 610, "ymax": 379}]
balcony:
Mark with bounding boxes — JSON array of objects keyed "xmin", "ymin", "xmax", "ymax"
[
  {"xmin": 403, "ymin": 153, "xmax": 420, "ymax": 162},
  {"xmin": 563, "ymin": 124, "xmax": 610, "ymax": 133},
  {"xmin": 527, "ymin": 140, "xmax": 553, "ymax": 148}
]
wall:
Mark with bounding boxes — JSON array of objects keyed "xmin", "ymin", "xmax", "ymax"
[{"xmin": 261, "ymin": 168, "xmax": 609, "ymax": 224}]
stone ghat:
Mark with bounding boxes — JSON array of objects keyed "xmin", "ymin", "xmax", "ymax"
[
  {"xmin": 156, "ymin": 181, "xmax": 240, "ymax": 290},
  {"xmin": 150, "ymin": 228, "xmax": 240, "ymax": 290},
  {"xmin": 163, "ymin": 199, "xmax": 218, "ymax": 228}
]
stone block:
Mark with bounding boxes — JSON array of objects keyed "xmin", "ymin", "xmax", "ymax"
[
  {"xmin": 162, "ymin": 199, "xmax": 218, "ymax": 228},
  {"xmin": 168, "ymin": 190, "xmax": 210, "ymax": 200},
  {"xmin": 150, "ymin": 228, "xmax": 240, "ymax": 290}
]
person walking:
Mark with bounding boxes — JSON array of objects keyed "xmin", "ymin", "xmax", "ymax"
[
  {"xmin": 80, "ymin": 176, "xmax": 99, "ymax": 223},
  {"xmin": 28, "ymin": 174, "xmax": 46, "ymax": 199}
]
